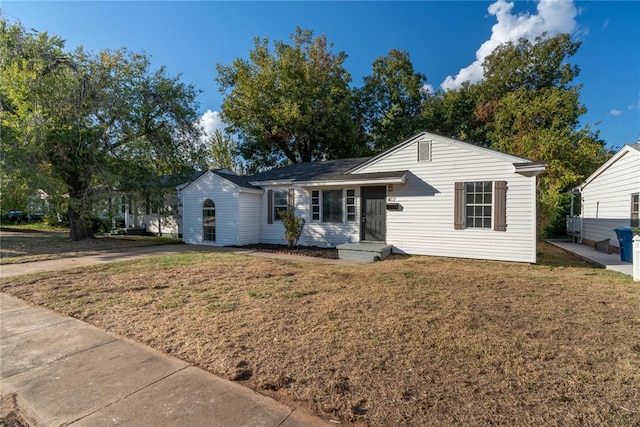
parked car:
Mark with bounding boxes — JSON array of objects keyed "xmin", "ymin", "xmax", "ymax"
[{"xmin": 2, "ymin": 211, "xmax": 27, "ymax": 223}]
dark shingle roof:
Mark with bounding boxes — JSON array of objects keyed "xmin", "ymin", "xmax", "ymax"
[
  {"xmin": 212, "ymin": 170, "xmax": 259, "ymax": 189},
  {"xmin": 186, "ymin": 157, "xmax": 408, "ymax": 190},
  {"xmin": 248, "ymin": 158, "xmax": 371, "ymax": 183}
]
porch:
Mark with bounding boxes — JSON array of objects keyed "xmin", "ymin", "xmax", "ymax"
[{"xmin": 336, "ymin": 242, "xmax": 393, "ymax": 262}]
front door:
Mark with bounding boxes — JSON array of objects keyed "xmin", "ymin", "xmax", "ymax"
[{"xmin": 361, "ymin": 186, "xmax": 386, "ymax": 241}]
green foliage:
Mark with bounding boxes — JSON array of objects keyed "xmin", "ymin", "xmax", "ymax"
[
  {"xmin": 278, "ymin": 208, "xmax": 305, "ymax": 248},
  {"xmin": 1, "ymin": 19, "xmax": 206, "ymax": 240},
  {"xmin": 206, "ymin": 302, "xmax": 238, "ymax": 312},
  {"xmin": 357, "ymin": 49, "xmax": 428, "ymax": 152},
  {"xmin": 216, "ymin": 27, "xmax": 363, "ymax": 171},
  {"xmin": 208, "ymin": 129, "xmax": 240, "ymax": 172}
]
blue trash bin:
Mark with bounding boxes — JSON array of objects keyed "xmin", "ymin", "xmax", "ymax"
[{"xmin": 613, "ymin": 227, "xmax": 633, "ymax": 262}]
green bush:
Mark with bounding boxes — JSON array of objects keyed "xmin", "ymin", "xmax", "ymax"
[
  {"xmin": 89, "ymin": 216, "xmax": 111, "ymax": 233},
  {"xmin": 278, "ymin": 208, "xmax": 305, "ymax": 248}
]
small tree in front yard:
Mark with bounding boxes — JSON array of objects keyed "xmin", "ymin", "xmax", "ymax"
[{"xmin": 279, "ymin": 209, "xmax": 305, "ymax": 248}]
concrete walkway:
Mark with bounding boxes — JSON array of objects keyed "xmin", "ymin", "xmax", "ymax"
[
  {"xmin": 0, "ymin": 293, "xmax": 332, "ymax": 426},
  {"xmin": 0, "ymin": 245, "xmax": 351, "ymax": 426},
  {"xmin": 546, "ymin": 239, "xmax": 633, "ymax": 277}
]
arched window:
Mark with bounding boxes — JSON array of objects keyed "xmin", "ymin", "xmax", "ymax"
[{"xmin": 203, "ymin": 199, "xmax": 216, "ymax": 241}]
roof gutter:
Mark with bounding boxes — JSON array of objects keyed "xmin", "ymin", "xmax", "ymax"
[
  {"xmin": 294, "ymin": 174, "xmax": 407, "ymax": 188},
  {"xmin": 513, "ymin": 162, "xmax": 547, "ymax": 177}
]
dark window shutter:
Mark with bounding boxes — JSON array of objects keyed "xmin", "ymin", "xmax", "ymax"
[
  {"xmin": 494, "ymin": 181, "xmax": 507, "ymax": 231},
  {"xmin": 267, "ymin": 189, "xmax": 273, "ymax": 224},
  {"xmin": 288, "ymin": 188, "xmax": 295, "ymax": 212},
  {"xmin": 454, "ymin": 182, "xmax": 465, "ymax": 230}
]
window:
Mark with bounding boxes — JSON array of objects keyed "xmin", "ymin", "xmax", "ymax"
[
  {"xmin": 203, "ymin": 199, "xmax": 215, "ymax": 241},
  {"xmin": 346, "ymin": 189, "xmax": 356, "ymax": 222},
  {"xmin": 273, "ymin": 190, "xmax": 288, "ymax": 221},
  {"xmin": 465, "ymin": 182, "xmax": 492, "ymax": 228},
  {"xmin": 454, "ymin": 181, "xmax": 506, "ymax": 231},
  {"xmin": 632, "ymin": 193, "xmax": 639, "ymax": 227},
  {"xmin": 310, "ymin": 189, "xmax": 356, "ymax": 223},
  {"xmin": 311, "ymin": 190, "xmax": 320, "ymax": 221},
  {"xmin": 323, "ymin": 190, "xmax": 343, "ymax": 223},
  {"xmin": 145, "ymin": 195, "xmax": 160, "ymax": 215}
]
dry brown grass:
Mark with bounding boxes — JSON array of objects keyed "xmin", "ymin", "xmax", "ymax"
[
  {"xmin": 1, "ymin": 243, "xmax": 639, "ymax": 426},
  {"xmin": 0, "ymin": 229, "xmax": 180, "ymax": 264}
]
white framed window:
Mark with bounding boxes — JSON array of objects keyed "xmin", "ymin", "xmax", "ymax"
[
  {"xmin": 632, "ymin": 193, "xmax": 639, "ymax": 227},
  {"xmin": 203, "ymin": 199, "xmax": 216, "ymax": 241},
  {"xmin": 455, "ymin": 181, "xmax": 506, "ymax": 231},
  {"xmin": 322, "ymin": 190, "xmax": 343, "ymax": 223},
  {"xmin": 346, "ymin": 189, "xmax": 356, "ymax": 222},
  {"xmin": 465, "ymin": 181, "xmax": 493, "ymax": 229},
  {"xmin": 273, "ymin": 189, "xmax": 288, "ymax": 221},
  {"xmin": 310, "ymin": 189, "xmax": 356, "ymax": 223},
  {"xmin": 311, "ymin": 190, "xmax": 320, "ymax": 221}
]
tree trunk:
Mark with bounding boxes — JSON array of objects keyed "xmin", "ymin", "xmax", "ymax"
[
  {"xmin": 68, "ymin": 203, "xmax": 93, "ymax": 241},
  {"xmin": 67, "ymin": 177, "xmax": 94, "ymax": 241}
]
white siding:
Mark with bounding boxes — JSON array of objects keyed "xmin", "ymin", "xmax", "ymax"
[
  {"xmin": 238, "ymin": 192, "xmax": 262, "ymax": 245},
  {"xmin": 581, "ymin": 150, "xmax": 640, "ymax": 248},
  {"xmin": 143, "ymin": 214, "xmax": 179, "ymax": 237},
  {"xmin": 355, "ymin": 135, "xmax": 539, "ymax": 263},
  {"xmin": 181, "ymin": 172, "xmax": 241, "ymax": 246}
]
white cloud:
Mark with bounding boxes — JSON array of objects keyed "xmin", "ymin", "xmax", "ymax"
[
  {"xmin": 198, "ymin": 110, "xmax": 225, "ymax": 139},
  {"xmin": 421, "ymin": 84, "xmax": 435, "ymax": 95},
  {"xmin": 609, "ymin": 109, "xmax": 622, "ymax": 116},
  {"xmin": 441, "ymin": 0, "xmax": 578, "ymax": 91}
]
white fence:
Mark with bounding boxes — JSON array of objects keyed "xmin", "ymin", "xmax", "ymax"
[{"xmin": 633, "ymin": 235, "xmax": 639, "ymax": 282}]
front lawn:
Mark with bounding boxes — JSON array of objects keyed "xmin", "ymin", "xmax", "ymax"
[
  {"xmin": 0, "ymin": 227, "xmax": 181, "ymax": 264},
  {"xmin": 1, "ymin": 244, "xmax": 638, "ymax": 425}
]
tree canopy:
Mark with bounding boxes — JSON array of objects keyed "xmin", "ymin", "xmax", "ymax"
[
  {"xmin": 216, "ymin": 28, "xmax": 363, "ymax": 171},
  {"xmin": 356, "ymin": 49, "xmax": 428, "ymax": 152},
  {"xmin": 0, "ymin": 19, "xmax": 206, "ymax": 240}
]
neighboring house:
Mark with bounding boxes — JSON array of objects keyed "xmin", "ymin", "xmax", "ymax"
[
  {"xmin": 567, "ymin": 143, "xmax": 640, "ymax": 252},
  {"xmin": 112, "ymin": 172, "xmax": 202, "ymax": 237},
  {"xmin": 181, "ymin": 132, "xmax": 546, "ymax": 263}
]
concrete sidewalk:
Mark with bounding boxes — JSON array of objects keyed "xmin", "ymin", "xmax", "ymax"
[
  {"xmin": 0, "ymin": 293, "xmax": 332, "ymax": 426},
  {"xmin": 546, "ymin": 239, "xmax": 633, "ymax": 277}
]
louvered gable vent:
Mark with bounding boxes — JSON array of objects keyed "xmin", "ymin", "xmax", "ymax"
[{"xmin": 418, "ymin": 140, "xmax": 432, "ymax": 162}]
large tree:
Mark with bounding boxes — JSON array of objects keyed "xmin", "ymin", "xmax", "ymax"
[
  {"xmin": 0, "ymin": 20, "xmax": 206, "ymax": 240},
  {"xmin": 216, "ymin": 28, "xmax": 363, "ymax": 171},
  {"xmin": 356, "ymin": 49, "xmax": 428, "ymax": 152}
]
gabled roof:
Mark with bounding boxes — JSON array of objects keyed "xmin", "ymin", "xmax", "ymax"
[
  {"xmin": 212, "ymin": 169, "xmax": 259, "ymax": 189},
  {"xmin": 179, "ymin": 169, "xmax": 260, "ymax": 193},
  {"xmin": 347, "ymin": 131, "xmax": 544, "ymax": 175},
  {"xmin": 579, "ymin": 143, "xmax": 640, "ymax": 190}
]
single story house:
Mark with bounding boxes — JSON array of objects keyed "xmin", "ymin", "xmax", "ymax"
[
  {"xmin": 181, "ymin": 132, "xmax": 546, "ymax": 263},
  {"xmin": 567, "ymin": 143, "xmax": 640, "ymax": 252}
]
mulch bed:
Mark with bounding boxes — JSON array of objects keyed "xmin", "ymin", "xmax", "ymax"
[{"xmin": 236, "ymin": 243, "xmax": 339, "ymax": 259}]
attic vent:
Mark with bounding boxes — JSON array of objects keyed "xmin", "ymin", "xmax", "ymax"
[{"xmin": 418, "ymin": 140, "xmax": 432, "ymax": 162}]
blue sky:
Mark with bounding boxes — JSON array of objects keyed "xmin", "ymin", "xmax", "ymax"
[{"xmin": 2, "ymin": 1, "xmax": 638, "ymax": 151}]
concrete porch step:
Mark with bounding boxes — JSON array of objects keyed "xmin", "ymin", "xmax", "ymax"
[{"xmin": 336, "ymin": 242, "xmax": 393, "ymax": 262}]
